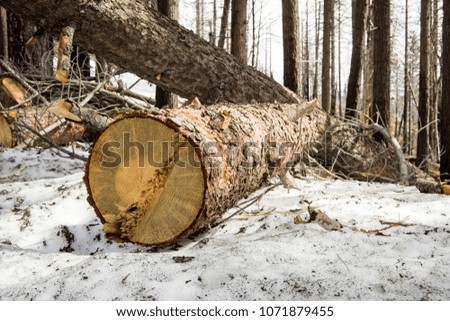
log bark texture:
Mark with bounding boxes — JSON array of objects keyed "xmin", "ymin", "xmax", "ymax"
[
  {"xmin": 0, "ymin": 0, "xmax": 299, "ymax": 105},
  {"xmin": 85, "ymin": 102, "xmax": 325, "ymax": 246}
]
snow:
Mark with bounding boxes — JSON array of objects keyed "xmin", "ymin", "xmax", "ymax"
[{"xmin": 1, "ymin": 147, "xmax": 450, "ymax": 301}]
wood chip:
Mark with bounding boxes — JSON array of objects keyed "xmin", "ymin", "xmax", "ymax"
[{"xmin": 48, "ymin": 99, "xmax": 82, "ymax": 122}]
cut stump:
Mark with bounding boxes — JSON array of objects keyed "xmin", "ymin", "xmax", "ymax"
[{"xmin": 85, "ymin": 102, "xmax": 322, "ymax": 246}]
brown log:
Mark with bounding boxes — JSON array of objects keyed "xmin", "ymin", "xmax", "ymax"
[
  {"xmin": 0, "ymin": 113, "xmax": 13, "ymax": 147},
  {"xmin": 0, "ymin": 106, "xmax": 85, "ymax": 147},
  {"xmin": 0, "ymin": 0, "xmax": 300, "ymax": 105},
  {"xmin": 84, "ymin": 101, "xmax": 323, "ymax": 246}
]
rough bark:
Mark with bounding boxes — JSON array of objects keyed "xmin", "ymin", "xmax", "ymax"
[
  {"xmin": 85, "ymin": 101, "xmax": 324, "ymax": 246},
  {"xmin": 417, "ymin": 0, "xmax": 431, "ymax": 169},
  {"xmin": 303, "ymin": 0, "xmax": 310, "ymax": 100},
  {"xmin": 0, "ymin": 7, "xmax": 7, "ymax": 59},
  {"xmin": 429, "ymin": 0, "xmax": 440, "ymax": 161},
  {"xmin": 313, "ymin": 1, "xmax": 321, "ymax": 99},
  {"xmin": 155, "ymin": 0, "xmax": 178, "ymax": 109},
  {"xmin": 231, "ymin": 0, "xmax": 248, "ymax": 64},
  {"xmin": 330, "ymin": 0, "xmax": 336, "ymax": 115},
  {"xmin": 282, "ymin": 0, "xmax": 302, "ymax": 96},
  {"xmin": 372, "ymin": 0, "xmax": 391, "ymax": 129},
  {"xmin": 345, "ymin": 0, "xmax": 368, "ymax": 120},
  {"xmin": 362, "ymin": 2, "xmax": 373, "ymax": 123},
  {"xmin": 403, "ymin": 0, "xmax": 410, "ymax": 153},
  {"xmin": 322, "ymin": 0, "xmax": 332, "ymax": 113},
  {"xmin": 441, "ymin": 0, "xmax": 450, "ymax": 182},
  {"xmin": 0, "ymin": 0, "xmax": 299, "ymax": 105},
  {"xmin": 218, "ymin": 0, "xmax": 231, "ymax": 49}
]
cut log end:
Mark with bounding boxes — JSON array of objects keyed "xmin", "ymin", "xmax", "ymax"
[
  {"xmin": 0, "ymin": 114, "xmax": 14, "ymax": 147},
  {"xmin": 85, "ymin": 116, "xmax": 205, "ymax": 246}
]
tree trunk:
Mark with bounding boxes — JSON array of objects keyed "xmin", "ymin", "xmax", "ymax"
[
  {"xmin": 362, "ymin": 2, "xmax": 373, "ymax": 123},
  {"xmin": 313, "ymin": 1, "xmax": 321, "ymax": 99},
  {"xmin": 0, "ymin": 0, "xmax": 299, "ymax": 105},
  {"xmin": 441, "ymin": 0, "xmax": 450, "ymax": 182},
  {"xmin": 212, "ymin": 0, "xmax": 217, "ymax": 45},
  {"xmin": 282, "ymin": 0, "xmax": 302, "ymax": 95},
  {"xmin": 429, "ymin": 0, "xmax": 440, "ymax": 162},
  {"xmin": 372, "ymin": 0, "xmax": 391, "ymax": 129},
  {"xmin": 303, "ymin": 0, "xmax": 310, "ymax": 100},
  {"xmin": 0, "ymin": 7, "xmax": 7, "ymax": 59},
  {"xmin": 345, "ymin": 0, "xmax": 368, "ymax": 120},
  {"xmin": 417, "ymin": 0, "xmax": 431, "ymax": 169},
  {"xmin": 231, "ymin": 0, "xmax": 248, "ymax": 64},
  {"xmin": 337, "ymin": 0, "xmax": 343, "ymax": 116},
  {"xmin": 155, "ymin": 0, "xmax": 178, "ymax": 109},
  {"xmin": 218, "ymin": 0, "xmax": 231, "ymax": 49},
  {"xmin": 322, "ymin": 0, "xmax": 332, "ymax": 113},
  {"xmin": 84, "ymin": 101, "xmax": 324, "ymax": 245},
  {"xmin": 330, "ymin": 0, "xmax": 336, "ymax": 115},
  {"xmin": 403, "ymin": 0, "xmax": 410, "ymax": 153}
]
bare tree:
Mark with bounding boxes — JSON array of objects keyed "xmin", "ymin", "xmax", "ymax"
[
  {"xmin": 218, "ymin": 0, "xmax": 231, "ymax": 49},
  {"xmin": 0, "ymin": 7, "xmax": 8, "ymax": 58},
  {"xmin": 330, "ymin": 0, "xmax": 336, "ymax": 115},
  {"xmin": 403, "ymin": 0, "xmax": 410, "ymax": 153},
  {"xmin": 345, "ymin": 0, "xmax": 368, "ymax": 119},
  {"xmin": 282, "ymin": 0, "xmax": 302, "ymax": 95},
  {"xmin": 303, "ymin": 0, "xmax": 310, "ymax": 100},
  {"xmin": 417, "ymin": 0, "xmax": 431, "ymax": 168},
  {"xmin": 429, "ymin": 0, "xmax": 440, "ymax": 161},
  {"xmin": 372, "ymin": 0, "xmax": 391, "ymax": 130},
  {"xmin": 155, "ymin": 0, "xmax": 179, "ymax": 109},
  {"xmin": 322, "ymin": 0, "xmax": 332, "ymax": 113},
  {"xmin": 337, "ymin": 0, "xmax": 343, "ymax": 115},
  {"xmin": 313, "ymin": 1, "xmax": 321, "ymax": 99},
  {"xmin": 440, "ymin": 0, "xmax": 450, "ymax": 182},
  {"xmin": 362, "ymin": 1, "xmax": 374, "ymax": 123},
  {"xmin": 231, "ymin": 0, "xmax": 248, "ymax": 64},
  {"xmin": 250, "ymin": 0, "xmax": 257, "ymax": 67}
]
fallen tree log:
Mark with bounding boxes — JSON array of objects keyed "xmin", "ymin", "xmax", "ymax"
[
  {"xmin": 0, "ymin": 106, "xmax": 85, "ymax": 147},
  {"xmin": 1, "ymin": 0, "xmax": 300, "ymax": 105},
  {"xmin": 84, "ymin": 100, "xmax": 324, "ymax": 246}
]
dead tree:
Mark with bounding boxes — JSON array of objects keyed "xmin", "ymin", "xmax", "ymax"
[
  {"xmin": 218, "ymin": 0, "xmax": 231, "ymax": 49},
  {"xmin": 441, "ymin": 0, "xmax": 450, "ymax": 182},
  {"xmin": 345, "ymin": 0, "xmax": 368, "ymax": 119},
  {"xmin": 0, "ymin": 0, "xmax": 299, "ymax": 105},
  {"xmin": 155, "ymin": 0, "xmax": 179, "ymax": 109},
  {"xmin": 372, "ymin": 0, "xmax": 391, "ymax": 129},
  {"xmin": 417, "ymin": 0, "xmax": 431, "ymax": 169},
  {"xmin": 282, "ymin": 0, "xmax": 302, "ymax": 95},
  {"xmin": 231, "ymin": 0, "xmax": 248, "ymax": 64},
  {"xmin": 322, "ymin": 0, "xmax": 332, "ymax": 113}
]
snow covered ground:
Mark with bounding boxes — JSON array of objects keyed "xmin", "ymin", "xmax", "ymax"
[{"xmin": 0, "ymin": 147, "xmax": 449, "ymax": 301}]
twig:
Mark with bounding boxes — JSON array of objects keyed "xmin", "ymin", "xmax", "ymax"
[
  {"xmin": 0, "ymin": 164, "xmax": 26, "ymax": 181},
  {"xmin": 212, "ymin": 183, "xmax": 282, "ymax": 227},
  {"xmin": 305, "ymin": 154, "xmax": 343, "ymax": 180},
  {"xmin": 79, "ymin": 77, "xmax": 109, "ymax": 107},
  {"xmin": 337, "ymin": 254, "xmax": 350, "ymax": 272}
]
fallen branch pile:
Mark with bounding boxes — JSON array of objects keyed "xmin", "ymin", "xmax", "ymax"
[{"xmin": 0, "ymin": 57, "xmax": 155, "ymax": 149}]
